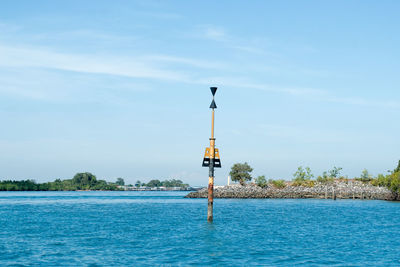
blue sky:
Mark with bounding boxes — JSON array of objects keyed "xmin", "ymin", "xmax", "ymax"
[{"xmin": 1, "ymin": 1, "xmax": 400, "ymax": 185}]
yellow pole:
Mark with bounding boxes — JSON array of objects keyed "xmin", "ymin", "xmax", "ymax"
[
  {"xmin": 206, "ymin": 86, "xmax": 218, "ymax": 222},
  {"xmin": 208, "ymin": 109, "xmax": 215, "ymax": 222},
  {"xmin": 211, "ymin": 109, "xmax": 214, "ymax": 138}
]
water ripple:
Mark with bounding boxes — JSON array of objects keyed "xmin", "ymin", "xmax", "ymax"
[{"xmin": 1, "ymin": 192, "xmax": 400, "ymax": 266}]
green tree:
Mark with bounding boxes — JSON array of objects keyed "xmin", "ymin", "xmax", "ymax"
[
  {"xmin": 147, "ymin": 179, "xmax": 162, "ymax": 187},
  {"xmin": 255, "ymin": 175, "xmax": 267, "ymax": 188},
  {"xmin": 229, "ymin": 162, "xmax": 253, "ymax": 186},
  {"xmin": 92, "ymin": 180, "xmax": 115, "ymax": 190},
  {"xmin": 328, "ymin": 166, "xmax": 342, "ymax": 178},
  {"xmin": 293, "ymin": 166, "xmax": 313, "ymax": 182},
  {"xmin": 135, "ymin": 180, "xmax": 141, "ymax": 187},
  {"xmin": 116, "ymin": 178, "xmax": 125, "ymax": 186},
  {"xmin": 292, "ymin": 166, "xmax": 315, "ymax": 187},
  {"xmin": 72, "ymin": 172, "xmax": 97, "ymax": 190},
  {"xmin": 360, "ymin": 169, "xmax": 372, "ymax": 182}
]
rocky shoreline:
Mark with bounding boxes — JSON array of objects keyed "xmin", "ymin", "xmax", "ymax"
[{"xmin": 185, "ymin": 181, "xmax": 396, "ymax": 200}]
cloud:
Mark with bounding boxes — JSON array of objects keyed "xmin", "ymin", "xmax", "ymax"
[
  {"xmin": 196, "ymin": 75, "xmax": 400, "ymax": 109},
  {"xmin": 327, "ymin": 96, "xmax": 400, "ymax": 109},
  {"xmin": 255, "ymin": 123, "xmax": 349, "ymax": 143},
  {"xmin": 29, "ymin": 29, "xmax": 139, "ymax": 44},
  {"xmin": 231, "ymin": 45, "xmax": 274, "ymax": 56},
  {"xmin": 200, "ymin": 25, "xmax": 228, "ymax": 41},
  {"xmin": 0, "ymin": 44, "xmax": 191, "ymax": 82},
  {"xmin": 0, "ymin": 67, "xmax": 154, "ymax": 103},
  {"xmin": 0, "ymin": 43, "xmax": 228, "ymax": 102},
  {"xmin": 253, "ymin": 123, "xmax": 395, "ymax": 149},
  {"xmin": 0, "ymin": 42, "xmax": 318, "ymax": 100},
  {"xmin": 195, "ymin": 75, "xmax": 326, "ymax": 97},
  {"xmin": 195, "ymin": 24, "xmax": 279, "ymax": 58},
  {"xmin": 143, "ymin": 54, "xmax": 227, "ymax": 70},
  {"xmin": 0, "ymin": 41, "xmax": 398, "ymax": 110},
  {"xmin": 139, "ymin": 11, "xmax": 182, "ymax": 20}
]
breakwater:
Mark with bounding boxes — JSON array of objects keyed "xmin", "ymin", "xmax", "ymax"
[{"xmin": 185, "ymin": 181, "xmax": 395, "ymax": 200}]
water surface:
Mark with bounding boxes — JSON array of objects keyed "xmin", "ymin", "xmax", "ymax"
[{"xmin": 0, "ymin": 191, "xmax": 399, "ymax": 266}]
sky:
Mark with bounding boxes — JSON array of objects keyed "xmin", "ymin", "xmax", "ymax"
[{"xmin": 1, "ymin": 0, "xmax": 400, "ymax": 185}]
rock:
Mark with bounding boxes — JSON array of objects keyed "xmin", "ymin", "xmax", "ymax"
[{"xmin": 185, "ymin": 181, "xmax": 395, "ymax": 200}]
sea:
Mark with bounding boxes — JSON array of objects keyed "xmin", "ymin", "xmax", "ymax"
[{"xmin": 0, "ymin": 191, "xmax": 400, "ymax": 266}]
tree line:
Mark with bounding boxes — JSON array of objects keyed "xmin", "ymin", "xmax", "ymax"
[
  {"xmin": 0, "ymin": 174, "xmax": 190, "ymax": 191},
  {"xmin": 0, "ymin": 173, "xmax": 120, "ymax": 191}
]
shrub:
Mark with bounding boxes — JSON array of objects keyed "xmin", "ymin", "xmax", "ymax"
[
  {"xmin": 255, "ymin": 175, "xmax": 267, "ymax": 188},
  {"xmin": 371, "ymin": 171, "xmax": 400, "ymax": 194},
  {"xmin": 316, "ymin": 171, "xmax": 334, "ymax": 183},
  {"xmin": 269, "ymin": 179, "xmax": 286, "ymax": 189},
  {"xmin": 389, "ymin": 172, "xmax": 400, "ymax": 193},
  {"xmin": 356, "ymin": 169, "xmax": 372, "ymax": 182},
  {"xmin": 371, "ymin": 174, "xmax": 389, "ymax": 187},
  {"xmin": 292, "ymin": 180, "xmax": 315, "ymax": 187}
]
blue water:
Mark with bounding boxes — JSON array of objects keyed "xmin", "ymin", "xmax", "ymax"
[{"xmin": 1, "ymin": 192, "xmax": 400, "ymax": 266}]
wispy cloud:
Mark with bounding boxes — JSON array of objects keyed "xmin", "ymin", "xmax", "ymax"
[
  {"xmin": 28, "ymin": 29, "xmax": 139, "ymax": 44},
  {"xmin": 200, "ymin": 25, "xmax": 228, "ymax": 41},
  {"xmin": 231, "ymin": 45, "xmax": 274, "ymax": 56},
  {"xmin": 326, "ymin": 96, "xmax": 400, "ymax": 109},
  {"xmin": 0, "ymin": 41, "xmax": 398, "ymax": 109},
  {"xmin": 196, "ymin": 75, "xmax": 400, "ymax": 109},
  {"xmin": 195, "ymin": 76, "xmax": 326, "ymax": 97},
  {"xmin": 195, "ymin": 24, "xmax": 279, "ymax": 58},
  {"xmin": 253, "ymin": 123, "xmax": 394, "ymax": 147},
  {"xmin": 0, "ymin": 67, "xmax": 154, "ymax": 102},
  {"xmin": 0, "ymin": 44, "xmax": 190, "ymax": 82},
  {"xmin": 138, "ymin": 11, "xmax": 182, "ymax": 20},
  {"xmin": 143, "ymin": 54, "xmax": 227, "ymax": 70},
  {"xmin": 0, "ymin": 43, "xmax": 228, "ymax": 102},
  {"xmin": 255, "ymin": 123, "xmax": 350, "ymax": 143}
]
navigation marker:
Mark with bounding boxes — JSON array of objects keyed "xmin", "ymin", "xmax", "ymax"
[
  {"xmin": 202, "ymin": 86, "xmax": 221, "ymax": 222},
  {"xmin": 209, "ymin": 99, "xmax": 217, "ymax": 109},
  {"xmin": 210, "ymin": 86, "xmax": 217, "ymax": 96}
]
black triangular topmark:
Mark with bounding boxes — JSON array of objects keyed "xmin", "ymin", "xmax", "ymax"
[
  {"xmin": 210, "ymin": 87, "xmax": 217, "ymax": 96},
  {"xmin": 210, "ymin": 99, "xmax": 217, "ymax": 109}
]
